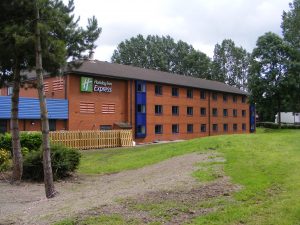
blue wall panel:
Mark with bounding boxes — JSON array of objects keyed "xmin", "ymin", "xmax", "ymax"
[
  {"xmin": 0, "ymin": 96, "xmax": 68, "ymax": 119},
  {"xmin": 135, "ymin": 81, "xmax": 147, "ymax": 138}
]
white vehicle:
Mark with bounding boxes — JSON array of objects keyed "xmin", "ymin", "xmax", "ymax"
[{"xmin": 275, "ymin": 112, "xmax": 300, "ymax": 124}]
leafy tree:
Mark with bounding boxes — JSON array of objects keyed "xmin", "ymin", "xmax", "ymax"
[
  {"xmin": 0, "ymin": 0, "xmax": 101, "ymax": 196},
  {"xmin": 211, "ymin": 39, "xmax": 250, "ymax": 90},
  {"xmin": 111, "ymin": 35, "xmax": 211, "ymax": 79},
  {"xmin": 281, "ymin": 0, "xmax": 300, "ymax": 112},
  {"xmin": 249, "ymin": 32, "xmax": 291, "ymax": 126}
]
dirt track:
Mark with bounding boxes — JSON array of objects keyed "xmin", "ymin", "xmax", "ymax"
[{"xmin": 0, "ymin": 152, "xmax": 236, "ymax": 225}]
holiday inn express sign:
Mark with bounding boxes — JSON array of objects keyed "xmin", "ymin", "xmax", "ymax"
[{"xmin": 80, "ymin": 77, "xmax": 112, "ymax": 93}]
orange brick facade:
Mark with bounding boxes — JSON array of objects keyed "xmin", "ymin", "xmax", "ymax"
[{"xmin": 1, "ymin": 73, "xmax": 251, "ymax": 143}]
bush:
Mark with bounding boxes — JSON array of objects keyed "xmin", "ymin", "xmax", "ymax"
[
  {"xmin": 0, "ymin": 132, "xmax": 42, "ymax": 154},
  {"xmin": 257, "ymin": 122, "xmax": 300, "ymax": 129},
  {"xmin": 0, "ymin": 148, "xmax": 11, "ymax": 172},
  {"xmin": 23, "ymin": 144, "xmax": 81, "ymax": 181}
]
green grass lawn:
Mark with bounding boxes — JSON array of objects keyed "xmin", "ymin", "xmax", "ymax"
[{"xmin": 61, "ymin": 129, "xmax": 300, "ymax": 225}]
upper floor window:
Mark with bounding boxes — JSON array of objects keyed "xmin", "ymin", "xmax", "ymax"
[
  {"xmin": 223, "ymin": 109, "xmax": 228, "ymax": 117},
  {"xmin": 187, "ymin": 107, "xmax": 193, "ymax": 116},
  {"xmin": 7, "ymin": 87, "xmax": 13, "ymax": 96},
  {"xmin": 200, "ymin": 90, "xmax": 206, "ymax": 99},
  {"xmin": 172, "ymin": 87, "xmax": 179, "ymax": 97},
  {"xmin": 155, "ymin": 85, "xmax": 162, "ymax": 95},
  {"xmin": 200, "ymin": 107, "xmax": 206, "ymax": 116},
  {"xmin": 242, "ymin": 96, "xmax": 247, "ymax": 103},
  {"xmin": 212, "ymin": 92, "xmax": 218, "ymax": 101},
  {"xmin": 137, "ymin": 104, "xmax": 146, "ymax": 113},
  {"xmin": 223, "ymin": 94, "xmax": 228, "ymax": 102},
  {"xmin": 233, "ymin": 95, "xmax": 237, "ymax": 103},
  {"xmin": 155, "ymin": 105, "xmax": 163, "ymax": 115},
  {"xmin": 233, "ymin": 109, "xmax": 238, "ymax": 117},
  {"xmin": 172, "ymin": 106, "xmax": 179, "ymax": 115},
  {"xmin": 137, "ymin": 83, "xmax": 146, "ymax": 92},
  {"xmin": 242, "ymin": 110, "xmax": 246, "ymax": 117},
  {"xmin": 187, "ymin": 88, "xmax": 193, "ymax": 98},
  {"xmin": 212, "ymin": 108, "xmax": 218, "ymax": 117}
]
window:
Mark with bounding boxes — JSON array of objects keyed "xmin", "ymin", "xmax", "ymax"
[
  {"xmin": 172, "ymin": 124, "xmax": 179, "ymax": 134},
  {"xmin": 242, "ymin": 110, "xmax": 246, "ymax": 117},
  {"xmin": 155, "ymin": 105, "xmax": 163, "ymax": 115},
  {"xmin": 233, "ymin": 109, "xmax": 238, "ymax": 117},
  {"xmin": 155, "ymin": 124, "xmax": 163, "ymax": 134},
  {"xmin": 100, "ymin": 125, "xmax": 112, "ymax": 130},
  {"xmin": 200, "ymin": 90, "xmax": 206, "ymax": 99},
  {"xmin": 223, "ymin": 94, "xmax": 228, "ymax": 102},
  {"xmin": 201, "ymin": 124, "xmax": 206, "ymax": 132},
  {"xmin": 7, "ymin": 87, "xmax": 13, "ymax": 96},
  {"xmin": 212, "ymin": 92, "xmax": 218, "ymax": 100},
  {"xmin": 212, "ymin": 124, "xmax": 218, "ymax": 132},
  {"xmin": 212, "ymin": 108, "xmax": 218, "ymax": 117},
  {"xmin": 187, "ymin": 107, "xmax": 193, "ymax": 116},
  {"xmin": 49, "ymin": 120, "xmax": 56, "ymax": 131},
  {"xmin": 233, "ymin": 123, "xmax": 238, "ymax": 131},
  {"xmin": 155, "ymin": 85, "xmax": 162, "ymax": 95},
  {"xmin": 223, "ymin": 109, "xmax": 228, "ymax": 117},
  {"xmin": 187, "ymin": 124, "xmax": 193, "ymax": 133},
  {"xmin": 223, "ymin": 123, "xmax": 228, "ymax": 132},
  {"xmin": 233, "ymin": 95, "xmax": 237, "ymax": 103},
  {"xmin": 200, "ymin": 107, "xmax": 206, "ymax": 116},
  {"xmin": 187, "ymin": 88, "xmax": 193, "ymax": 98},
  {"xmin": 137, "ymin": 104, "xmax": 146, "ymax": 113},
  {"xmin": 242, "ymin": 96, "xmax": 247, "ymax": 103},
  {"xmin": 172, "ymin": 106, "xmax": 179, "ymax": 115},
  {"xmin": 137, "ymin": 125, "xmax": 146, "ymax": 135},
  {"xmin": 137, "ymin": 83, "xmax": 146, "ymax": 92},
  {"xmin": 172, "ymin": 87, "xmax": 179, "ymax": 97},
  {"xmin": 0, "ymin": 120, "xmax": 7, "ymax": 134},
  {"xmin": 242, "ymin": 123, "xmax": 246, "ymax": 131}
]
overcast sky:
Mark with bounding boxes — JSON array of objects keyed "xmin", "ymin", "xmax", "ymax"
[{"xmin": 70, "ymin": 0, "xmax": 291, "ymax": 61}]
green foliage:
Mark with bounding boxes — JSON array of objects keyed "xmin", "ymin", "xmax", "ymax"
[
  {"xmin": 111, "ymin": 34, "xmax": 211, "ymax": 79},
  {"xmin": 257, "ymin": 122, "xmax": 300, "ymax": 129},
  {"xmin": 0, "ymin": 133, "xmax": 13, "ymax": 152},
  {"xmin": 23, "ymin": 145, "xmax": 81, "ymax": 181},
  {"xmin": 0, "ymin": 132, "xmax": 42, "ymax": 153},
  {"xmin": 249, "ymin": 32, "xmax": 291, "ymax": 122},
  {"xmin": 0, "ymin": 148, "xmax": 11, "ymax": 171},
  {"xmin": 211, "ymin": 39, "xmax": 250, "ymax": 90}
]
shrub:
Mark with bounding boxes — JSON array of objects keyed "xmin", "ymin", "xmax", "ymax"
[
  {"xmin": 257, "ymin": 122, "xmax": 300, "ymax": 129},
  {"xmin": 23, "ymin": 144, "xmax": 81, "ymax": 181},
  {"xmin": 0, "ymin": 132, "xmax": 42, "ymax": 154},
  {"xmin": 0, "ymin": 148, "xmax": 11, "ymax": 172},
  {"xmin": 20, "ymin": 132, "xmax": 42, "ymax": 151}
]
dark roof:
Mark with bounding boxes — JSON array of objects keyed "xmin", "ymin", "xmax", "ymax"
[{"xmin": 66, "ymin": 60, "xmax": 248, "ymax": 95}]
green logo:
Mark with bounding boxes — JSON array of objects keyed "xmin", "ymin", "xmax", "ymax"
[{"xmin": 81, "ymin": 77, "xmax": 93, "ymax": 92}]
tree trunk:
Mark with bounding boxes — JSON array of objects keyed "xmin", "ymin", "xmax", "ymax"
[
  {"xmin": 35, "ymin": 2, "xmax": 57, "ymax": 198},
  {"xmin": 11, "ymin": 62, "xmax": 23, "ymax": 183}
]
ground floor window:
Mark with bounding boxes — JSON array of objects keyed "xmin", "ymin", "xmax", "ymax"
[
  {"xmin": 212, "ymin": 124, "xmax": 218, "ymax": 132},
  {"xmin": 137, "ymin": 125, "xmax": 146, "ymax": 135},
  {"xmin": 233, "ymin": 123, "xmax": 238, "ymax": 131},
  {"xmin": 223, "ymin": 123, "xmax": 228, "ymax": 132},
  {"xmin": 49, "ymin": 120, "xmax": 56, "ymax": 131},
  {"xmin": 172, "ymin": 124, "xmax": 179, "ymax": 134},
  {"xmin": 187, "ymin": 124, "xmax": 193, "ymax": 133},
  {"xmin": 0, "ymin": 120, "xmax": 7, "ymax": 133},
  {"xmin": 155, "ymin": 124, "xmax": 163, "ymax": 134},
  {"xmin": 100, "ymin": 125, "xmax": 112, "ymax": 130},
  {"xmin": 242, "ymin": 123, "xmax": 246, "ymax": 131},
  {"xmin": 200, "ymin": 124, "xmax": 206, "ymax": 132}
]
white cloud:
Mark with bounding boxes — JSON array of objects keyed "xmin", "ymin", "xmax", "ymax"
[{"xmin": 68, "ymin": 0, "xmax": 291, "ymax": 61}]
